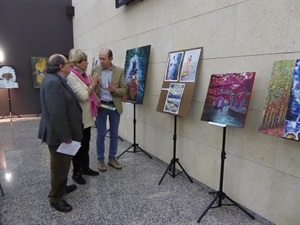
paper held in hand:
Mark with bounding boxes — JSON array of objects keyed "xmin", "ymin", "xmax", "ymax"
[{"xmin": 56, "ymin": 141, "xmax": 81, "ymax": 156}]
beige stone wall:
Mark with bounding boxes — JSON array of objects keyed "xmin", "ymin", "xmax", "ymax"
[{"xmin": 72, "ymin": 0, "xmax": 300, "ymax": 224}]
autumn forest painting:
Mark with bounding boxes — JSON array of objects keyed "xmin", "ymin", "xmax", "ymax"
[
  {"xmin": 258, "ymin": 59, "xmax": 300, "ymax": 141},
  {"xmin": 201, "ymin": 72, "xmax": 255, "ymax": 128}
]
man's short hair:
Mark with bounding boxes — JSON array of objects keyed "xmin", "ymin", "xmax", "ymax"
[{"xmin": 46, "ymin": 55, "xmax": 65, "ymax": 73}]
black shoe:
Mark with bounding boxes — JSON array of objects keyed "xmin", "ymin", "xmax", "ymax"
[
  {"xmin": 72, "ymin": 172, "xmax": 86, "ymax": 185},
  {"xmin": 66, "ymin": 184, "xmax": 77, "ymax": 194},
  {"xmin": 50, "ymin": 200, "xmax": 72, "ymax": 213},
  {"xmin": 81, "ymin": 168, "xmax": 99, "ymax": 176}
]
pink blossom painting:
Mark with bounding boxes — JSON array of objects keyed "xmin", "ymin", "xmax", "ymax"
[{"xmin": 201, "ymin": 72, "xmax": 255, "ymax": 128}]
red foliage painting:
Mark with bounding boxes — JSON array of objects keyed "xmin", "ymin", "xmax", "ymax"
[{"xmin": 201, "ymin": 72, "xmax": 255, "ymax": 128}]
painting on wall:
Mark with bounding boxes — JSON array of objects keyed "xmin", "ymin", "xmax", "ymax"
[
  {"xmin": 0, "ymin": 65, "xmax": 19, "ymax": 88},
  {"xmin": 31, "ymin": 57, "xmax": 48, "ymax": 88},
  {"xmin": 163, "ymin": 83, "xmax": 185, "ymax": 114},
  {"xmin": 258, "ymin": 59, "xmax": 300, "ymax": 141},
  {"xmin": 92, "ymin": 57, "xmax": 100, "ymax": 67},
  {"xmin": 164, "ymin": 51, "xmax": 184, "ymax": 81},
  {"xmin": 122, "ymin": 45, "xmax": 151, "ymax": 104},
  {"xmin": 179, "ymin": 48, "xmax": 202, "ymax": 82},
  {"xmin": 201, "ymin": 72, "xmax": 255, "ymax": 128}
]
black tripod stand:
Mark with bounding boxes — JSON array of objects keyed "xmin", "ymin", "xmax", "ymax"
[
  {"xmin": 106, "ymin": 129, "xmax": 124, "ymax": 141},
  {"xmin": 0, "ymin": 180, "xmax": 4, "ymax": 196},
  {"xmin": 159, "ymin": 116, "xmax": 193, "ymax": 185},
  {"xmin": 0, "ymin": 89, "xmax": 21, "ymax": 121},
  {"xmin": 117, "ymin": 103, "xmax": 152, "ymax": 159},
  {"xmin": 197, "ymin": 124, "xmax": 255, "ymax": 223}
]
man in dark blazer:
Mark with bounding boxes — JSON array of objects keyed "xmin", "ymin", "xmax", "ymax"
[
  {"xmin": 91, "ymin": 48, "xmax": 127, "ymax": 172},
  {"xmin": 38, "ymin": 54, "xmax": 83, "ymax": 213}
]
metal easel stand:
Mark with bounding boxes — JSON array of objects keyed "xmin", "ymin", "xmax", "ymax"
[
  {"xmin": 117, "ymin": 103, "xmax": 152, "ymax": 159},
  {"xmin": 197, "ymin": 124, "xmax": 254, "ymax": 223},
  {"xmin": 0, "ymin": 88, "xmax": 21, "ymax": 122},
  {"xmin": 159, "ymin": 115, "xmax": 193, "ymax": 185}
]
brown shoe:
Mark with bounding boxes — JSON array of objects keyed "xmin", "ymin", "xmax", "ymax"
[
  {"xmin": 108, "ymin": 159, "xmax": 122, "ymax": 170},
  {"xmin": 98, "ymin": 160, "xmax": 107, "ymax": 172}
]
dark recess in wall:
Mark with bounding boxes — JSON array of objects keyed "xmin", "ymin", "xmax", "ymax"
[{"xmin": 0, "ymin": 0, "xmax": 74, "ymax": 116}]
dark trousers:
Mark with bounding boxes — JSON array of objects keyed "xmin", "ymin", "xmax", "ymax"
[
  {"xmin": 48, "ymin": 146, "xmax": 72, "ymax": 204},
  {"xmin": 72, "ymin": 127, "xmax": 91, "ymax": 172}
]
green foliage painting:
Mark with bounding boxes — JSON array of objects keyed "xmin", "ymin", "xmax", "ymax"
[{"xmin": 258, "ymin": 59, "xmax": 300, "ymax": 141}]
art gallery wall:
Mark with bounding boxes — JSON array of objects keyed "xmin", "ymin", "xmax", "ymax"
[
  {"xmin": 77, "ymin": 0, "xmax": 299, "ymax": 224},
  {"xmin": 0, "ymin": 0, "xmax": 74, "ymax": 116}
]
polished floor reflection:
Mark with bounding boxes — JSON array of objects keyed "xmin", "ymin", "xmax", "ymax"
[{"xmin": 0, "ymin": 117, "xmax": 273, "ymax": 225}]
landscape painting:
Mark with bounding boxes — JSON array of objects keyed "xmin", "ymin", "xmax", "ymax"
[
  {"xmin": 163, "ymin": 83, "xmax": 185, "ymax": 114},
  {"xmin": 258, "ymin": 59, "xmax": 300, "ymax": 141},
  {"xmin": 122, "ymin": 45, "xmax": 151, "ymax": 104},
  {"xmin": 201, "ymin": 72, "xmax": 255, "ymax": 128}
]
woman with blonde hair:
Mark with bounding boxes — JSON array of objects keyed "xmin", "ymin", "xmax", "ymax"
[{"xmin": 67, "ymin": 49, "xmax": 100, "ymax": 184}]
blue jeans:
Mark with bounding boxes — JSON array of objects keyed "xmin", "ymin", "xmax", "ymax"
[{"xmin": 96, "ymin": 107, "xmax": 120, "ymax": 161}]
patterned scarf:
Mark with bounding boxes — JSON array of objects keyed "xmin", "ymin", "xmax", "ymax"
[{"xmin": 70, "ymin": 66, "xmax": 98, "ymax": 117}]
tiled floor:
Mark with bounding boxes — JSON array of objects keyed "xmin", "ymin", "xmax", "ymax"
[{"xmin": 0, "ymin": 117, "xmax": 273, "ymax": 225}]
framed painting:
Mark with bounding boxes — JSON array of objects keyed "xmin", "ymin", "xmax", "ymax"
[
  {"xmin": 0, "ymin": 65, "xmax": 19, "ymax": 89},
  {"xmin": 164, "ymin": 51, "xmax": 184, "ymax": 82},
  {"xmin": 179, "ymin": 48, "xmax": 202, "ymax": 82},
  {"xmin": 31, "ymin": 56, "xmax": 47, "ymax": 88},
  {"xmin": 163, "ymin": 83, "xmax": 185, "ymax": 114},
  {"xmin": 258, "ymin": 59, "xmax": 300, "ymax": 141},
  {"xmin": 201, "ymin": 72, "xmax": 255, "ymax": 128},
  {"xmin": 122, "ymin": 45, "xmax": 151, "ymax": 104},
  {"xmin": 92, "ymin": 57, "xmax": 100, "ymax": 67}
]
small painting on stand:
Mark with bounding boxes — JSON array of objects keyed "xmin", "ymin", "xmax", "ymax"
[
  {"xmin": 179, "ymin": 48, "xmax": 202, "ymax": 82},
  {"xmin": 164, "ymin": 51, "xmax": 184, "ymax": 82},
  {"xmin": 0, "ymin": 65, "xmax": 19, "ymax": 89},
  {"xmin": 201, "ymin": 72, "xmax": 255, "ymax": 128},
  {"xmin": 163, "ymin": 83, "xmax": 185, "ymax": 114}
]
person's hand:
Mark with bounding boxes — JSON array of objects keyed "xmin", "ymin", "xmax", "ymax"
[
  {"xmin": 107, "ymin": 81, "xmax": 116, "ymax": 93},
  {"xmin": 91, "ymin": 72, "xmax": 100, "ymax": 86},
  {"xmin": 65, "ymin": 139, "xmax": 72, "ymax": 144}
]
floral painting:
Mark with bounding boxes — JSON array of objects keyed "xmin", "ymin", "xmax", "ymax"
[
  {"xmin": 122, "ymin": 45, "xmax": 151, "ymax": 104},
  {"xmin": 31, "ymin": 57, "xmax": 47, "ymax": 88},
  {"xmin": 258, "ymin": 59, "xmax": 300, "ymax": 141},
  {"xmin": 201, "ymin": 72, "xmax": 255, "ymax": 128}
]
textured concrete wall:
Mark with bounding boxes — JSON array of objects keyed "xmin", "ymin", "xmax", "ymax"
[{"xmin": 72, "ymin": 1, "xmax": 300, "ymax": 224}]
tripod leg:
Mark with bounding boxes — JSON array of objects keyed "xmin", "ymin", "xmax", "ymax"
[
  {"xmin": 0, "ymin": 182, "xmax": 4, "ymax": 196},
  {"xmin": 197, "ymin": 193, "xmax": 219, "ymax": 223},
  {"xmin": 0, "ymin": 112, "xmax": 10, "ymax": 119},
  {"xmin": 176, "ymin": 160, "xmax": 193, "ymax": 183},
  {"xmin": 11, "ymin": 112, "xmax": 21, "ymax": 118},
  {"xmin": 117, "ymin": 144, "xmax": 134, "ymax": 159},
  {"xmin": 225, "ymin": 194, "xmax": 255, "ymax": 219},
  {"xmin": 158, "ymin": 161, "xmax": 173, "ymax": 185},
  {"xmin": 136, "ymin": 145, "xmax": 153, "ymax": 159}
]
